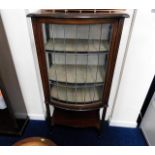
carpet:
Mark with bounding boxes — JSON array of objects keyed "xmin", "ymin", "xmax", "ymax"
[{"xmin": 0, "ymin": 120, "xmax": 147, "ymax": 146}]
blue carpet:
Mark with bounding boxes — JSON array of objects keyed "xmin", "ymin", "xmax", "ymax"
[{"xmin": 0, "ymin": 120, "xmax": 147, "ymax": 146}]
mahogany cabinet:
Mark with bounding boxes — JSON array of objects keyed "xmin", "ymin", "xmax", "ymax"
[{"xmin": 28, "ymin": 10, "xmax": 129, "ymax": 129}]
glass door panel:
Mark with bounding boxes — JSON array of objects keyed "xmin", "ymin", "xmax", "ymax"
[{"xmin": 42, "ymin": 23, "xmax": 112, "ymax": 104}]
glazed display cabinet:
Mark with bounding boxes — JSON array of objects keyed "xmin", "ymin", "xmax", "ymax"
[{"xmin": 28, "ymin": 10, "xmax": 129, "ymax": 129}]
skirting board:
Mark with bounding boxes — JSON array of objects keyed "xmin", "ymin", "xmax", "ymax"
[
  {"xmin": 109, "ymin": 120, "xmax": 137, "ymax": 128},
  {"xmin": 28, "ymin": 114, "xmax": 45, "ymax": 120},
  {"xmin": 15, "ymin": 112, "xmax": 46, "ymax": 120}
]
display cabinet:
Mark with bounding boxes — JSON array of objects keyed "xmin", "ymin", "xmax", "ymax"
[{"xmin": 28, "ymin": 10, "xmax": 129, "ymax": 129}]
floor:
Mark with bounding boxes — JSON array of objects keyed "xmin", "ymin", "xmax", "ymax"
[{"xmin": 0, "ymin": 120, "xmax": 147, "ymax": 146}]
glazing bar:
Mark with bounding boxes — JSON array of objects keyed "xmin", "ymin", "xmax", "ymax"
[
  {"xmin": 51, "ymin": 24, "xmax": 59, "ymax": 98},
  {"xmin": 47, "ymin": 49, "xmax": 52, "ymax": 67},
  {"xmin": 75, "ymin": 25, "xmax": 78, "ymax": 102},
  {"xmin": 63, "ymin": 25, "xmax": 68, "ymax": 102},
  {"xmin": 93, "ymin": 24, "xmax": 103, "ymax": 101},
  {"xmin": 108, "ymin": 24, "xmax": 112, "ymax": 43},
  {"xmin": 44, "ymin": 24, "xmax": 51, "ymax": 69},
  {"xmin": 84, "ymin": 25, "xmax": 91, "ymax": 102}
]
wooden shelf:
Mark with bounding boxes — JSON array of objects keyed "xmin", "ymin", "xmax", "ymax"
[
  {"xmin": 45, "ymin": 38, "xmax": 109, "ymax": 53},
  {"xmin": 48, "ymin": 64, "xmax": 105, "ymax": 84},
  {"xmin": 50, "ymin": 86, "xmax": 102, "ymax": 103},
  {"xmin": 51, "ymin": 108, "xmax": 100, "ymax": 129}
]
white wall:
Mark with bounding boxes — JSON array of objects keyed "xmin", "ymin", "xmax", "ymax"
[
  {"xmin": 1, "ymin": 9, "xmax": 154, "ymax": 128},
  {"xmin": 105, "ymin": 10, "xmax": 134, "ymax": 120},
  {"xmin": 110, "ymin": 10, "xmax": 155, "ymax": 127},
  {"xmin": 0, "ymin": 10, "xmax": 46, "ymax": 120}
]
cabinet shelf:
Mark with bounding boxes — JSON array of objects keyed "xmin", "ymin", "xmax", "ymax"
[
  {"xmin": 45, "ymin": 38, "xmax": 109, "ymax": 53},
  {"xmin": 48, "ymin": 64, "xmax": 105, "ymax": 84},
  {"xmin": 49, "ymin": 80, "xmax": 104, "ymax": 87},
  {"xmin": 50, "ymin": 86, "xmax": 102, "ymax": 103}
]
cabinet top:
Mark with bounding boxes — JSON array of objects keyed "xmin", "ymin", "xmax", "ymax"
[{"xmin": 27, "ymin": 9, "xmax": 129, "ymax": 19}]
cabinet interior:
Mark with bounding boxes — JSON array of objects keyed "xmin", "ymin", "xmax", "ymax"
[{"xmin": 42, "ymin": 24, "xmax": 112, "ymax": 104}]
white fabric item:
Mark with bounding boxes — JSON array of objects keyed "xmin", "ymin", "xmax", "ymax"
[{"xmin": 0, "ymin": 91, "xmax": 7, "ymax": 109}]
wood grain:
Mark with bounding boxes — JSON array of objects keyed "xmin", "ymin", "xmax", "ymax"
[{"xmin": 51, "ymin": 108, "xmax": 101, "ymax": 129}]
